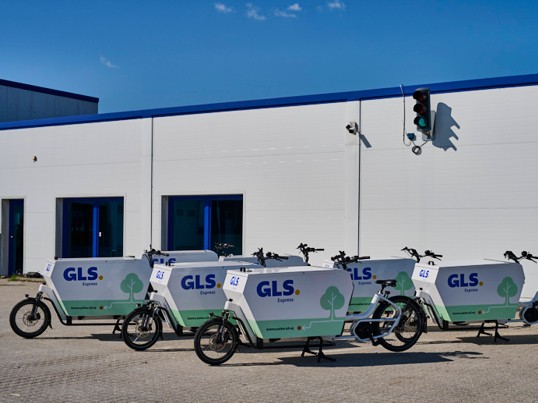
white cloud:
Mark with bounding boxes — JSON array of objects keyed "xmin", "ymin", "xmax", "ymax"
[
  {"xmin": 214, "ymin": 2, "xmax": 233, "ymax": 13},
  {"xmin": 275, "ymin": 3, "xmax": 303, "ymax": 18},
  {"xmin": 99, "ymin": 56, "xmax": 118, "ymax": 69},
  {"xmin": 275, "ymin": 9, "xmax": 296, "ymax": 18},
  {"xmin": 246, "ymin": 3, "xmax": 266, "ymax": 20},
  {"xmin": 288, "ymin": 3, "xmax": 302, "ymax": 11},
  {"xmin": 327, "ymin": 0, "xmax": 346, "ymax": 10}
]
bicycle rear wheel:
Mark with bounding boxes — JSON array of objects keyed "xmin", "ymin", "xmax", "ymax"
[
  {"xmin": 122, "ymin": 307, "xmax": 162, "ymax": 351},
  {"xmin": 372, "ymin": 296, "xmax": 423, "ymax": 352},
  {"xmin": 194, "ymin": 317, "xmax": 238, "ymax": 365}
]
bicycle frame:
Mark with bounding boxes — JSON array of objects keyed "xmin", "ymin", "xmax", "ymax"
[
  {"xmin": 145, "ymin": 291, "xmax": 185, "ymax": 336},
  {"xmin": 37, "ymin": 283, "xmax": 124, "ymax": 327}
]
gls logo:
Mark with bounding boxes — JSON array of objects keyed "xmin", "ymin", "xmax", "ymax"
[
  {"xmin": 153, "ymin": 257, "xmax": 177, "ymax": 265},
  {"xmin": 448, "ymin": 273, "xmax": 480, "ymax": 288},
  {"xmin": 229, "ymin": 276, "xmax": 240, "ymax": 286},
  {"xmin": 63, "ymin": 267, "xmax": 99, "ymax": 281},
  {"xmin": 419, "ymin": 269, "xmax": 429, "ymax": 279},
  {"xmin": 347, "ymin": 267, "xmax": 372, "ymax": 281},
  {"xmin": 181, "ymin": 274, "xmax": 216, "ymax": 290},
  {"xmin": 256, "ymin": 280, "xmax": 294, "ymax": 297}
]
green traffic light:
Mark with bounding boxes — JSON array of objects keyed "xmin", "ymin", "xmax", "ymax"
[
  {"xmin": 418, "ymin": 118, "xmax": 426, "ymax": 128},
  {"xmin": 414, "ymin": 116, "xmax": 427, "ymax": 128}
]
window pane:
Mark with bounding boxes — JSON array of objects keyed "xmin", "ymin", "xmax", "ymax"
[
  {"xmin": 169, "ymin": 199, "xmax": 205, "ymax": 250},
  {"xmin": 64, "ymin": 201, "xmax": 93, "ymax": 258},
  {"xmin": 98, "ymin": 199, "xmax": 124, "ymax": 257},
  {"xmin": 211, "ymin": 199, "xmax": 242, "ymax": 255}
]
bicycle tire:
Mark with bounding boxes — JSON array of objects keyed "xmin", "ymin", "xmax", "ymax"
[
  {"xmin": 372, "ymin": 295, "xmax": 424, "ymax": 352},
  {"xmin": 122, "ymin": 307, "xmax": 162, "ymax": 351},
  {"xmin": 194, "ymin": 317, "xmax": 238, "ymax": 365},
  {"xmin": 10, "ymin": 298, "xmax": 51, "ymax": 338}
]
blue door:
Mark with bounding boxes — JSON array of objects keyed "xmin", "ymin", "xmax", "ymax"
[
  {"xmin": 8, "ymin": 199, "xmax": 24, "ymax": 275},
  {"xmin": 62, "ymin": 197, "xmax": 124, "ymax": 258},
  {"xmin": 167, "ymin": 195, "xmax": 243, "ymax": 255}
]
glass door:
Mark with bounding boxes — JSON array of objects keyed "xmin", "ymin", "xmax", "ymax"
[
  {"xmin": 8, "ymin": 199, "xmax": 24, "ymax": 275},
  {"xmin": 62, "ymin": 197, "xmax": 124, "ymax": 258},
  {"xmin": 166, "ymin": 195, "xmax": 243, "ymax": 255}
]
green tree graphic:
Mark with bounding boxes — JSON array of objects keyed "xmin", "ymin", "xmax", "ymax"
[
  {"xmin": 320, "ymin": 286, "xmax": 345, "ymax": 320},
  {"xmin": 497, "ymin": 276, "xmax": 518, "ymax": 306},
  {"xmin": 395, "ymin": 271, "xmax": 413, "ymax": 296},
  {"xmin": 121, "ymin": 273, "xmax": 144, "ymax": 302}
]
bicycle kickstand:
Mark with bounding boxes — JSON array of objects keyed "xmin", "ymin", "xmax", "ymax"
[
  {"xmin": 477, "ymin": 321, "xmax": 509, "ymax": 343},
  {"xmin": 301, "ymin": 337, "xmax": 335, "ymax": 362}
]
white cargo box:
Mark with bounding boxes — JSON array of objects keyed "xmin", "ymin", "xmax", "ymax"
[
  {"xmin": 150, "ymin": 260, "xmax": 262, "ymax": 327},
  {"xmin": 323, "ymin": 257, "xmax": 416, "ymax": 312},
  {"xmin": 43, "ymin": 257, "xmax": 150, "ymax": 317},
  {"xmin": 223, "ymin": 266, "xmax": 353, "ymax": 339},
  {"xmin": 155, "ymin": 250, "xmax": 218, "ymax": 265},
  {"xmin": 412, "ymin": 260, "xmax": 524, "ymax": 322}
]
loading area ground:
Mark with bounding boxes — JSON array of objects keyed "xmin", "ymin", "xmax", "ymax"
[{"xmin": 1, "ymin": 279, "xmax": 537, "ymax": 402}]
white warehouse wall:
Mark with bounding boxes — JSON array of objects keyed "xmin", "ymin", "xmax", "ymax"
[
  {"xmin": 0, "ymin": 119, "xmax": 153, "ymax": 272},
  {"xmin": 2, "ymin": 75, "xmax": 538, "ymax": 295},
  {"xmin": 359, "ymin": 86, "xmax": 538, "ymax": 298},
  {"xmin": 152, "ymin": 102, "xmax": 360, "ymax": 263}
]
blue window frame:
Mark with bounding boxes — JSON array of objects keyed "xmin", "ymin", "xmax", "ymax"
[
  {"xmin": 166, "ymin": 195, "xmax": 243, "ymax": 255},
  {"xmin": 61, "ymin": 197, "xmax": 124, "ymax": 258}
]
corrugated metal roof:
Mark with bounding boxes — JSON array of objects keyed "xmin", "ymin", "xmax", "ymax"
[{"xmin": 0, "ymin": 78, "xmax": 99, "ymax": 104}]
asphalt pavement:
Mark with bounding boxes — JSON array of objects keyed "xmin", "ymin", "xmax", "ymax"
[{"xmin": 1, "ymin": 279, "xmax": 537, "ymax": 402}]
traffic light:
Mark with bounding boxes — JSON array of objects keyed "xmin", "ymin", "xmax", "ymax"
[{"xmin": 413, "ymin": 88, "xmax": 431, "ymax": 136}]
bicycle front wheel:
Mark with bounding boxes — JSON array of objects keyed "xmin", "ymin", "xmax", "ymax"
[
  {"xmin": 122, "ymin": 307, "xmax": 162, "ymax": 351},
  {"xmin": 372, "ymin": 296, "xmax": 424, "ymax": 352},
  {"xmin": 10, "ymin": 299, "xmax": 51, "ymax": 338},
  {"xmin": 194, "ymin": 317, "xmax": 238, "ymax": 365}
]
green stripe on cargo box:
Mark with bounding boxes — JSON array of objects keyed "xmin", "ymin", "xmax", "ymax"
[
  {"xmin": 248, "ymin": 317, "xmax": 346, "ymax": 339},
  {"xmin": 171, "ymin": 309, "xmax": 223, "ymax": 327},
  {"xmin": 63, "ymin": 299, "xmax": 145, "ymax": 316},
  {"xmin": 436, "ymin": 303, "xmax": 519, "ymax": 322}
]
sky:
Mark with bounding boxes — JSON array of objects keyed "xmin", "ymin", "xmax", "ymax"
[{"xmin": 1, "ymin": 0, "xmax": 538, "ymax": 113}]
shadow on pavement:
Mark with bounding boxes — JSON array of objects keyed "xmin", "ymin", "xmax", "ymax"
[{"xmin": 220, "ymin": 350, "xmax": 484, "ymax": 368}]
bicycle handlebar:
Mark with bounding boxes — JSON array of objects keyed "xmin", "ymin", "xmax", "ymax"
[
  {"xmin": 424, "ymin": 250, "xmax": 443, "ymax": 260},
  {"xmin": 330, "ymin": 251, "xmax": 370, "ymax": 269},
  {"xmin": 505, "ymin": 250, "xmax": 537, "ymax": 263},
  {"xmin": 145, "ymin": 248, "xmax": 169, "ymax": 257},
  {"xmin": 214, "ymin": 243, "xmax": 235, "ymax": 257},
  {"xmin": 402, "ymin": 247, "xmax": 443, "ymax": 263},
  {"xmin": 266, "ymin": 252, "xmax": 289, "ymax": 261},
  {"xmin": 252, "ymin": 248, "xmax": 290, "ymax": 267},
  {"xmin": 297, "ymin": 243, "xmax": 325, "ymax": 264}
]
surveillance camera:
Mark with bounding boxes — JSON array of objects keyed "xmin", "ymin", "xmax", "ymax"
[{"xmin": 346, "ymin": 122, "xmax": 358, "ymax": 134}]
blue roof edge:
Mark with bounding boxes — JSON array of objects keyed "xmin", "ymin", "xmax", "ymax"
[
  {"xmin": 0, "ymin": 78, "xmax": 99, "ymax": 104},
  {"xmin": 1, "ymin": 73, "xmax": 537, "ymax": 131}
]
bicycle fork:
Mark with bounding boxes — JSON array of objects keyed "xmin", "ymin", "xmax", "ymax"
[{"xmin": 28, "ymin": 292, "xmax": 44, "ymax": 321}]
